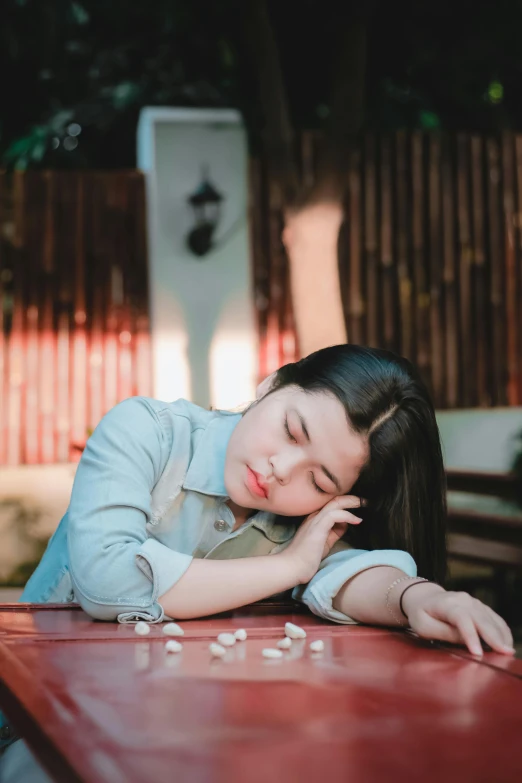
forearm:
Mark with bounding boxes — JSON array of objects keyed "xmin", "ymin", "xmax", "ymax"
[
  {"xmin": 332, "ymin": 565, "xmax": 444, "ymax": 625},
  {"xmin": 158, "ymin": 554, "xmax": 298, "ymax": 619}
]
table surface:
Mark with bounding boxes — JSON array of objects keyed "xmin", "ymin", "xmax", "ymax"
[{"xmin": 1, "ymin": 602, "xmax": 522, "ymax": 783}]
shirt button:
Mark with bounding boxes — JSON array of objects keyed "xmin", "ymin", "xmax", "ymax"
[
  {"xmin": 214, "ymin": 519, "xmax": 229, "ymax": 532},
  {"xmin": 0, "ymin": 725, "xmax": 11, "ymax": 740}
]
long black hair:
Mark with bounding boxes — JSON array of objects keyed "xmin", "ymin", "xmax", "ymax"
[{"xmin": 262, "ymin": 344, "xmax": 447, "ymax": 585}]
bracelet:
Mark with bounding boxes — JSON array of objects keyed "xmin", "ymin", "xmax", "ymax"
[
  {"xmin": 399, "ymin": 578, "xmax": 430, "ymax": 618},
  {"xmin": 385, "ymin": 576, "xmax": 414, "ymax": 627}
]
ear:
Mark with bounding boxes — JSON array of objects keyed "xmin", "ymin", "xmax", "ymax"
[{"xmin": 256, "ymin": 372, "xmax": 277, "ymax": 399}]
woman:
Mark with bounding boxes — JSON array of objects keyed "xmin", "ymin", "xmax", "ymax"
[
  {"xmin": 0, "ymin": 345, "xmax": 515, "ymax": 778},
  {"xmin": 18, "ymin": 343, "xmax": 514, "ymax": 648}
]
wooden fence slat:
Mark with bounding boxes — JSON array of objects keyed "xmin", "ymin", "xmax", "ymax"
[
  {"xmin": 470, "ymin": 136, "xmax": 489, "ymax": 406},
  {"xmin": 411, "ymin": 132, "xmax": 431, "ymax": 389},
  {"xmin": 428, "ymin": 135, "xmax": 444, "ymax": 406},
  {"xmin": 6, "ymin": 171, "xmax": 25, "ymax": 465},
  {"xmin": 456, "ymin": 135, "xmax": 473, "ymax": 406},
  {"xmin": 348, "ymin": 147, "xmax": 364, "ymax": 344},
  {"xmin": 515, "ymin": 135, "xmax": 522, "ymax": 404},
  {"xmin": 395, "ymin": 131, "xmax": 413, "ymax": 360},
  {"xmin": 502, "ymin": 133, "xmax": 519, "ymax": 405},
  {"xmin": 0, "ymin": 173, "xmax": 5, "ymax": 465},
  {"xmin": 380, "ymin": 136, "xmax": 395, "ymax": 353},
  {"xmin": 364, "ymin": 135, "xmax": 379, "ymax": 348},
  {"xmin": 486, "ymin": 137, "xmax": 507, "ymax": 406},
  {"xmin": 39, "ymin": 171, "xmax": 56, "ymax": 463},
  {"xmin": 441, "ymin": 135, "xmax": 459, "ymax": 408}
]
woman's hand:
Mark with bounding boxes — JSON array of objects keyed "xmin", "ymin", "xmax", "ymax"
[
  {"xmin": 402, "ymin": 582, "xmax": 515, "ymax": 656},
  {"xmin": 282, "ymin": 495, "xmax": 363, "ymax": 585}
]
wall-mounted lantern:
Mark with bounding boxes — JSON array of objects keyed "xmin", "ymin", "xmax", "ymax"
[{"xmin": 186, "ymin": 167, "xmax": 224, "ymax": 257}]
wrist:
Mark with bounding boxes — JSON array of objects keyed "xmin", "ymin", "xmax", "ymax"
[
  {"xmin": 278, "ymin": 552, "xmax": 310, "ymax": 586},
  {"xmin": 401, "ymin": 580, "xmax": 445, "ymax": 618}
]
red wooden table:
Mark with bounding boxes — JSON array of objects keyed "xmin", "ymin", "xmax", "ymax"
[{"xmin": 1, "ymin": 602, "xmax": 521, "ymax": 783}]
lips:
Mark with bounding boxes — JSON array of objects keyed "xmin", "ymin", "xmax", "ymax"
[{"xmin": 246, "ymin": 466, "xmax": 268, "ymax": 499}]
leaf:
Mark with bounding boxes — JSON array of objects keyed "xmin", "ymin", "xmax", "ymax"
[{"xmin": 70, "ymin": 1, "xmax": 90, "ymax": 26}]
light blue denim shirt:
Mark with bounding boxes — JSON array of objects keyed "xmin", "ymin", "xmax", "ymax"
[{"xmin": 21, "ymin": 396, "xmax": 417, "ymax": 624}]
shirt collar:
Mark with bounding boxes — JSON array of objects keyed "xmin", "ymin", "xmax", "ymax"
[
  {"xmin": 251, "ymin": 511, "xmax": 298, "ymax": 543},
  {"xmin": 182, "ymin": 409, "xmax": 241, "ymax": 497}
]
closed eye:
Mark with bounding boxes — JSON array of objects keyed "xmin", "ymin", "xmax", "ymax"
[
  {"xmin": 285, "ymin": 415, "xmax": 327, "ymax": 494},
  {"xmin": 284, "ymin": 415, "xmax": 297, "ymax": 443}
]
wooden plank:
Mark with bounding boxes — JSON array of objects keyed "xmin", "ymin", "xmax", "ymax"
[
  {"xmin": 0, "ymin": 172, "xmax": 5, "ymax": 464},
  {"xmin": 515, "ymin": 135, "xmax": 522, "ymax": 404},
  {"xmin": 6, "ymin": 172, "xmax": 25, "ymax": 464},
  {"xmin": 364, "ymin": 135, "xmax": 379, "ymax": 348},
  {"xmin": 448, "ymin": 533, "xmax": 522, "ymax": 567},
  {"xmin": 428, "ymin": 135, "xmax": 444, "ymax": 406},
  {"xmin": 395, "ymin": 131, "xmax": 413, "ymax": 359},
  {"xmin": 22, "ymin": 172, "xmax": 45, "ymax": 464},
  {"xmin": 348, "ymin": 147, "xmax": 364, "ymax": 344},
  {"xmin": 470, "ymin": 136, "xmax": 489, "ymax": 406},
  {"xmin": 39, "ymin": 172, "xmax": 57, "ymax": 463},
  {"xmin": 456, "ymin": 134, "xmax": 473, "ymax": 406},
  {"xmin": 380, "ymin": 135, "xmax": 396, "ymax": 352},
  {"xmin": 441, "ymin": 135, "xmax": 459, "ymax": 408},
  {"xmin": 411, "ymin": 132, "xmax": 431, "ymax": 388},
  {"xmin": 70, "ymin": 173, "xmax": 88, "ymax": 455},
  {"xmin": 503, "ymin": 133, "xmax": 520, "ymax": 404},
  {"xmin": 486, "ymin": 137, "xmax": 506, "ymax": 406}
]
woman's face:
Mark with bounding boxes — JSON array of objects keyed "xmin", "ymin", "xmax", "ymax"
[{"xmin": 224, "ymin": 386, "xmax": 369, "ymax": 517}]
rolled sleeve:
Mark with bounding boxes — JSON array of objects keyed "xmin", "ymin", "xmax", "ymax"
[
  {"xmin": 136, "ymin": 538, "xmax": 193, "ymax": 603},
  {"xmin": 67, "ymin": 396, "xmax": 191, "ymax": 623},
  {"xmin": 292, "ymin": 548, "xmax": 417, "ymax": 624}
]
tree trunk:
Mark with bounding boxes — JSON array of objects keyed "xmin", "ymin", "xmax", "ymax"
[{"xmin": 240, "ymin": 1, "xmax": 368, "ymax": 356}]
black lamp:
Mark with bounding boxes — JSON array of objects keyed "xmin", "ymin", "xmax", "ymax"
[{"xmin": 186, "ymin": 167, "xmax": 224, "ymax": 257}]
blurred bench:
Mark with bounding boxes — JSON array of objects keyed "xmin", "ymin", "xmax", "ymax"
[{"xmin": 436, "ymin": 408, "xmax": 522, "ymax": 620}]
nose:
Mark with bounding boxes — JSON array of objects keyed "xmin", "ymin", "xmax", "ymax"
[{"xmin": 269, "ymin": 453, "xmax": 297, "ymax": 486}]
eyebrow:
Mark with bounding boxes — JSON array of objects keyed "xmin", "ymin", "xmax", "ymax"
[{"xmin": 293, "ymin": 409, "xmax": 342, "ymax": 492}]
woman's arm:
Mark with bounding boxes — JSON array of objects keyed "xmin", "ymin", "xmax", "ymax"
[
  {"xmin": 159, "ymin": 555, "xmax": 300, "ymax": 619},
  {"xmin": 333, "ymin": 565, "xmax": 515, "ymax": 655}
]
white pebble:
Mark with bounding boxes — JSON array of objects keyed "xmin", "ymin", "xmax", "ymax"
[
  {"xmin": 285, "ymin": 622, "xmax": 307, "ymax": 640},
  {"xmin": 217, "ymin": 632, "xmax": 236, "ymax": 647},
  {"xmin": 165, "ymin": 640, "xmax": 183, "ymax": 653},
  {"xmin": 277, "ymin": 637, "xmax": 292, "ymax": 649},
  {"xmin": 309, "ymin": 640, "xmax": 324, "ymax": 652},
  {"xmin": 262, "ymin": 648, "xmax": 284, "ymax": 659},
  {"xmin": 209, "ymin": 642, "xmax": 227, "ymax": 658},
  {"xmin": 134, "ymin": 621, "xmax": 150, "ymax": 636},
  {"xmin": 163, "ymin": 622, "xmax": 184, "ymax": 637},
  {"xmin": 234, "ymin": 628, "xmax": 247, "ymax": 641}
]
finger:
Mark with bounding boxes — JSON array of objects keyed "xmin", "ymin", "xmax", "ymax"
[
  {"xmin": 481, "ymin": 604, "xmax": 514, "ymax": 650},
  {"xmin": 449, "ymin": 609, "xmax": 484, "ymax": 656},
  {"xmin": 410, "ymin": 612, "xmax": 463, "ymax": 645},
  {"xmin": 331, "ymin": 495, "xmax": 365, "ymax": 510},
  {"xmin": 319, "ymin": 509, "xmax": 362, "ymax": 527},
  {"xmin": 472, "ymin": 605, "xmax": 515, "ymax": 655}
]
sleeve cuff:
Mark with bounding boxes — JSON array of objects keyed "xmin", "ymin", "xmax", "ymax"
[
  {"xmin": 292, "ymin": 548, "xmax": 417, "ymax": 624},
  {"xmin": 136, "ymin": 537, "xmax": 193, "ymax": 600}
]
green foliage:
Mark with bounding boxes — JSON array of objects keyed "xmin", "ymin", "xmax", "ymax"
[{"xmin": 4, "ymin": 0, "xmax": 522, "ymax": 168}]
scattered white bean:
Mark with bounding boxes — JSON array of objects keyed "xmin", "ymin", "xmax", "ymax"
[
  {"xmin": 277, "ymin": 637, "xmax": 292, "ymax": 649},
  {"xmin": 309, "ymin": 640, "xmax": 324, "ymax": 652},
  {"xmin": 165, "ymin": 640, "xmax": 183, "ymax": 653},
  {"xmin": 134, "ymin": 621, "xmax": 151, "ymax": 636},
  {"xmin": 234, "ymin": 628, "xmax": 247, "ymax": 641},
  {"xmin": 285, "ymin": 622, "xmax": 307, "ymax": 640},
  {"xmin": 262, "ymin": 648, "xmax": 284, "ymax": 659},
  {"xmin": 217, "ymin": 632, "xmax": 236, "ymax": 647},
  {"xmin": 209, "ymin": 642, "xmax": 227, "ymax": 658},
  {"xmin": 163, "ymin": 622, "xmax": 184, "ymax": 637}
]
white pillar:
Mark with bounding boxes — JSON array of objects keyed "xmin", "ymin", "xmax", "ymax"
[{"xmin": 137, "ymin": 108, "xmax": 257, "ymax": 409}]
